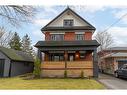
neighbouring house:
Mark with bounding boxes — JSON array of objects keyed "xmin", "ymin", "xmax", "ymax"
[
  {"xmin": 35, "ymin": 7, "xmax": 99, "ymax": 78},
  {"xmin": 98, "ymin": 47, "xmax": 127, "ymax": 75},
  {"xmin": 0, "ymin": 46, "xmax": 34, "ymax": 77}
]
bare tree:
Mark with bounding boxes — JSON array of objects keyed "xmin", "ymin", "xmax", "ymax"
[
  {"xmin": 0, "ymin": 26, "xmax": 5, "ymax": 38},
  {"xmin": 0, "ymin": 5, "xmax": 36, "ymax": 27},
  {"xmin": 0, "ymin": 26, "xmax": 14, "ymax": 47},
  {"xmin": 94, "ymin": 31, "xmax": 114, "ymax": 51}
]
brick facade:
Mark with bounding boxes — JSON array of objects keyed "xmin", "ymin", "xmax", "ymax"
[
  {"xmin": 45, "ymin": 32, "xmax": 50, "ymax": 41},
  {"xmin": 64, "ymin": 32, "xmax": 75, "ymax": 41},
  {"xmin": 85, "ymin": 32, "xmax": 92, "ymax": 40},
  {"xmin": 45, "ymin": 31, "xmax": 92, "ymax": 41},
  {"xmin": 44, "ymin": 31, "xmax": 93, "ymax": 61}
]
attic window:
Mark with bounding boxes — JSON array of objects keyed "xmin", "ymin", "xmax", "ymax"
[
  {"xmin": 67, "ymin": 11, "xmax": 70, "ymax": 15},
  {"xmin": 63, "ymin": 19, "xmax": 74, "ymax": 27}
]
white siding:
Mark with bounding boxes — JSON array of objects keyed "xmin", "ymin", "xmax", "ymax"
[{"xmin": 48, "ymin": 11, "xmax": 89, "ymax": 27}]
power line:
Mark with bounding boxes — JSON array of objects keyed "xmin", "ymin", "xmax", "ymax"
[{"xmin": 103, "ymin": 12, "xmax": 127, "ymax": 32}]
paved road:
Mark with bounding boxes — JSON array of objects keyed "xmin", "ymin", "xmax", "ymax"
[{"xmin": 98, "ymin": 73, "xmax": 127, "ymax": 89}]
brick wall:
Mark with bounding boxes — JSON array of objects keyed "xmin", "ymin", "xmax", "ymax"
[
  {"xmin": 64, "ymin": 32, "xmax": 75, "ymax": 41},
  {"xmin": 45, "ymin": 31, "xmax": 93, "ymax": 41},
  {"xmin": 45, "ymin": 32, "xmax": 50, "ymax": 41},
  {"xmin": 85, "ymin": 51, "xmax": 92, "ymax": 61},
  {"xmin": 84, "ymin": 32, "xmax": 92, "ymax": 40}
]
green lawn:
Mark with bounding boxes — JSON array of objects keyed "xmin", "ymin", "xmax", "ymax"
[{"xmin": 0, "ymin": 77, "xmax": 105, "ymax": 89}]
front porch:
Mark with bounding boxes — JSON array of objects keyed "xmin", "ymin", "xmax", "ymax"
[{"xmin": 35, "ymin": 40, "xmax": 99, "ymax": 78}]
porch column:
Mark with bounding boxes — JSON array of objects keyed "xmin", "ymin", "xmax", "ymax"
[
  {"xmin": 37, "ymin": 49, "xmax": 42, "ymax": 62},
  {"xmin": 64, "ymin": 51, "xmax": 68, "ymax": 70},
  {"xmin": 44, "ymin": 52, "xmax": 49, "ymax": 61},
  {"xmin": 93, "ymin": 48, "xmax": 98, "ymax": 78}
]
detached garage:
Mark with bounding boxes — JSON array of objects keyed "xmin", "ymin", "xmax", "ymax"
[
  {"xmin": 0, "ymin": 46, "xmax": 34, "ymax": 77},
  {"xmin": 117, "ymin": 60, "xmax": 127, "ymax": 68}
]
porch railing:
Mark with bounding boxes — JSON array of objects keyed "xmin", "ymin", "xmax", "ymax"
[
  {"xmin": 41, "ymin": 61, "xmax": 93, "ymax": 69},
  {"xmin": 41, "ymin": 61, "xmax": 93, "ymax": 77}
]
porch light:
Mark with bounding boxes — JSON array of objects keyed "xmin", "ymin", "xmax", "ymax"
[{"xmin": 76, "ymin": 53, "xmax": 79, "ymax": 57}]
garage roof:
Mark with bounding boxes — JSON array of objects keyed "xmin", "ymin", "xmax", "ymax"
[
  {"xmin": 0, "ymin": 47, "xmax": 34, "ymax": 62},
  {"xmin": 102, "ymin": 52, "xmax": 127, "ymax": 59},
  {"xmin": 105, "ymin": 47, "xmax": 127, "ymax": 51}
]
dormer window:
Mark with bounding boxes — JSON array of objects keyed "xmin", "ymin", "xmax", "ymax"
[{"xmin": 63, "ymin": 19, "xmax": 74, "ymax": 27}]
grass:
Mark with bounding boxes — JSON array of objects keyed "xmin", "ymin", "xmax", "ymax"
[{"xmin": 0, "ymin": 77, "xmax": 105, "ymax": 89}]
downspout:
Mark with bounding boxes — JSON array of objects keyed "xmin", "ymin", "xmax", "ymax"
[
  {"xmin": 9, "ymin": 60, "xmax": 12, "ymax": 77},
  {"xmin": 37, "ymin": 49, "xmax": 42, "ymax": 62},
  {"xmin": 64, "ymin": 51, "xmax": 68, "ymax": 77},
  {"xmin": 65, "ymin": 51, "xmax": 67, "ymax": 70},
  {"xmin": 93, "ymin": 48, "xmax": 98, "ymax": 78}
]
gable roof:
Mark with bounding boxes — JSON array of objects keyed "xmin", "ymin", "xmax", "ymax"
[
  {"xmin": 41, "ymin": 7, "xmax": 96, "ymax": 31},
  {"xmin": 0, "ymin": 47, "xmax": 34, "ymax": 62}
]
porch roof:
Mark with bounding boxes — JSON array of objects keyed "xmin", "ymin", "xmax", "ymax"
[{"xmin": 35, "ymin": 40, "xmax": 99, "ymax": 47}]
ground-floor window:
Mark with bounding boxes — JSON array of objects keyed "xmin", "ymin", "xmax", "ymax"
[
  {"xmin": 80, "ymin": 53, "xmax": 85, "ymax": 59},
  {"xmin": 49, "ymin": 53, "xmax": 64, "ymax": 61},
  {"xmin": 47, "ymin": 51, "xmax": 89, "ymax": 61}
]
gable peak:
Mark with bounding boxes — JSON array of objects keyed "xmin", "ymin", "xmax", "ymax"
[{"xmin": 41, "ymin": 7, "xmax": 96, "ymax": 31}]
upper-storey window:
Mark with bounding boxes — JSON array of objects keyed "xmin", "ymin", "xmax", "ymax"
[
  {"xmin": 75, "ymin": 34, "xmax": 84, "ymax": 40},
  {"xmin": 63, "ymin": 19, "xmax": 74, "ymax": 27},
  {"xmin": 50, "ymin": 34, "xmax": 64, "ymax": 41}
]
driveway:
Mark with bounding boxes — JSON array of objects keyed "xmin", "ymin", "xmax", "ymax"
[{"xmin": 98, "ymin": 73, "xmax": 127, "ymax": 89}]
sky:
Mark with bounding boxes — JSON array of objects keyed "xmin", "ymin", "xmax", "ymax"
[{"xmin": 1, "ymin": 5, "xmax": 127, "ymax": 48}]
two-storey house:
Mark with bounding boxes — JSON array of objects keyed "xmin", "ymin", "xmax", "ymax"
[{"xmin": 35, "ymin": 7, "xmax": 99, "ymax": 78}]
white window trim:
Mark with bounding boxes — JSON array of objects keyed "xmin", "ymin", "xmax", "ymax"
[
  {"xmin": 50, "ymin": 32, "xmax": 65, "ymax": 34},
  {"xmin": 75, "ymin": 32, "xmax": 85, "ymax": 34}
]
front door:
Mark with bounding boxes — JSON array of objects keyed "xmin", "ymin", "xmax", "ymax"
[
  {"xmin": 68, "ymin": 54, "xmax": 75, "ymax": 61},
  {"xmin": 0, "ymin": 59, "xmax": 5, "ymax": 77}
]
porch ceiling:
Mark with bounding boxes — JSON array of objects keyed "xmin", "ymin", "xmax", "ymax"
[{"xmin": 38, "ymin": 47, "xmax": 96, "ymax": 51}]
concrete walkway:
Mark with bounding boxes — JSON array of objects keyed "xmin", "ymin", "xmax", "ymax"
[{"xmin": 98, "ymin": 73, "xmax": 127, "ymax": 89}]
